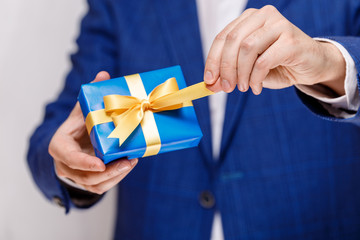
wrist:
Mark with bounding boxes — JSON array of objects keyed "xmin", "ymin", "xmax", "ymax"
[{"xmin": 316, "ymin": 41, "xmax": 346, "ymax": 96}]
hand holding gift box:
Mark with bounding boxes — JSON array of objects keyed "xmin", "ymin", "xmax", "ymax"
[{"xmin": 79, "ymin": 66, "xmax": 214, "ymax": 164}]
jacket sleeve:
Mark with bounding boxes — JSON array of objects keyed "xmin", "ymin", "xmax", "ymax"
[
  {"xmin": 296, "ymin": 36, "xmax": 360, "ymax": 126},
  {"xmin": 27, "ymin": 0, "xmax": 117, "ymax": 213},
  {"xmin": 295, "ymin": 0, "xmax": 360, "ymax": 126}
]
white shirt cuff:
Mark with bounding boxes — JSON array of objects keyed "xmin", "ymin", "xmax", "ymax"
[{"xmin": 295, "ymin": 38, "xmax": 360, "ymax": 118}]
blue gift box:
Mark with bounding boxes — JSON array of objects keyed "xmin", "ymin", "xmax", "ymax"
[{"xmin": 78, "ymin": 66, "xmax": 203, "ymax": 164}]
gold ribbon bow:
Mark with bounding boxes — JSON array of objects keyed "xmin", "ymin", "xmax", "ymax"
[{"xmin": 85, "ymin": 74, "xmax": 214, "ymax": 157}]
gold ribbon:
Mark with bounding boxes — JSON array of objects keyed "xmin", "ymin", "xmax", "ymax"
[{"xmin": 85, "ymin": 73, "xmax": 214, "ymax": 157}]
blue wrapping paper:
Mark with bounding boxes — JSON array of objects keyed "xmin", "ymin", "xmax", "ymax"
[{"xmin": 78, "ymin": 66, "xmax": 203, "ymax": 164}]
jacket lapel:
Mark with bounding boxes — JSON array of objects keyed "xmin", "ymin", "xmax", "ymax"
[
  {"xmin": 219, "ymin": 91, "xmax": 249, "ymax": 160},
  {"xmin": 153, "ymin": 0, "xmax": 213, "ymax": 163},
  {"xmin": 218, "ymin": 0, "xmax": 257, "ymax": 161},
  {"xmin": 219, "ymin": 0, "xmax": 292, "ymax": 160}
]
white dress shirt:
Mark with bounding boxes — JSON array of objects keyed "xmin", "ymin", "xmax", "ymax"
[{"xmin": 195, "ymin": 0, "xmax": 359, "ymax": 239}]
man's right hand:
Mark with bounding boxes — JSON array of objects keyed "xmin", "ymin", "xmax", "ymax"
[{"xmin": 48, "ymin": 71, "xmax": 138, "ymax": 195}]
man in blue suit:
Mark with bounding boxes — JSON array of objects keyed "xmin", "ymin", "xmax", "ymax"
[{"xmin": 28, "ymin": 0, "xmax": 360, "ymax": 239}]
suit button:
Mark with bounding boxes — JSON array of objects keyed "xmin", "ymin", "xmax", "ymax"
[
  {"xmin": 199, "ymin": 190, "xmax": 215, "ymax": 209},
  {"xmin": 53, "ymin": 196, "xmax": 64, "ymax": 207}
]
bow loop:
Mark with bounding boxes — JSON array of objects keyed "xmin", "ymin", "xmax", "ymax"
[
  {"xmin": 104, "ymin": 95, "xmax": 140, "ymax": 115},
  {"xmin": 104, "ymin": 78, "xmax": 187, "ymax": 146}
]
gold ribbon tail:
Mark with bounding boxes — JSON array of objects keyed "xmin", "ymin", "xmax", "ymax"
[
  {"xmin": 150, "ymin": 82, "xmax": 214, "ymax": 110},
  {"xmin": 107, "ymin": 105, "xmax": 144, "ymax": 146}
]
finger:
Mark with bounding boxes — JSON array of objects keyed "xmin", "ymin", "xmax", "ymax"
[
  {"xmin": 205, "ymin": 77, "xmax": 222, "ymax": 92},
  {"xmin": 249, "ymin": 35, "xmax": 292, "ymax": 94},
  {"xmin": 64, "ymin": 150, "xmax": 106, "ymax": 172},
  {"xmin": 219, "ymin": 9, "xmax": 276, "ymax": 93},
  {"xmin": 62, "ymin": 102, "xmax": 90, "ymax": 136},
  {"xmin": 204, "ymin": 8, "xmax": 257, "ymax": 85},
  {"xmin": 49, "ymin": 131, "xmax": 106, "ymax": 172},
  {"xmin": 236, "ymin": 22, "xmax": 282, "ymax": 92},
  {"xmin": 92, "ymin": 71, "xmax": 111, "ymax": 83},
  {"xmin": 68, "ymin": 102, "xmax": 83, "ymax": 117},
  {"xmin": 84, "ymin": 158, "xmax": 138, "ymax": 194},
  {"xmin": 57, "ymin": 158, "xmax": 136, "ymax": 186}
]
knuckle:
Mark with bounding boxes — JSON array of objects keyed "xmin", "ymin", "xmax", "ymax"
[
  {"xmin": 285, "ymin": 34, "xmax": 299, "ymax": 46},
  {"xmin": 79, "ymin": 174, "xmax": 92, "ymax": 185},
  {"xmin": 277, "ymin": 19, "xmax": 290, "ymax": 28},
  {"xmin": 215, "ymin": 32, "xmax": 227, "ymax": 41},
  {"xmin": 88, "ymin": 185, "xmax": 105, "ymax": 195},
  {"xmin": 287, "ymin": 38, "xmax": 296, "ymax": 47},
  {"xmin": 255, "ymin": 57, "xmax": 268, "ymax": 70},
  {"xmin": 65, "ymin": 159, "xmax": 75, "ymax": 169},
  {"xmin": 48, "ymin": 136, "xmax": 59, "ymax": 157},
  {"xmin": 243, "ymin": 8, "xmax": 257, "ymax": 15},
  {"xmin": 277, "ymin": 19, "xmax": 293, "ymax": 33},
  {"xmin": 240, "ymin": 38, "xmax": 255, "ymax": 53},
  {"xmin": 281, "ymin": 33, "xmax": 297, "ymax": 47},
  {"xmin": 226, "ymin": 31, "xmax": 238, "ymax": 41},
  {"xmin": 56, "ymin": 169, "xmax": 65, "ymax": 178},
  {"xmin": 48, "ymin": 143, "xmax": 54, "ymax": 157},
  {"xmin": 220, "ymin": 60, "xmax": 235, "ymax": 70},
  {"xmin": 261, "ymin": 5, "xmax": 277, "ymax": 13},
  {"xmin": 85, "ymin": 186, "xmax": 97, "ymax": 194}
]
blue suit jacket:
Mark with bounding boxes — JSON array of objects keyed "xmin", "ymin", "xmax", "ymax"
[{"xmin": 28, "ymin": 0, "xmax": 360, "ymax": 239}]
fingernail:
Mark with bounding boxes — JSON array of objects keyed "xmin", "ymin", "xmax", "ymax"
[
  {"xmin": 204, "ymin": 71, "xmax": 213, "ymax": 83},
  {"xmin": 242, "ymin": 84, "xmax": 248, "ymax": 92},
  {"xmin": 238, "ymin": 84, "xmax": 245, "ymax": 92},
  {"xmin": 252, "ymin": 87, "xmax": 260, "ymax": 95},
  {"xmin": 221, "ymin": 79, "xmax": 231, "ymax": 92},
  {"xmin": 97, "ymin": 164, "xmax": 106, "ymax": 171},
  {"xmin": 118, "ymin": 163, "xmax": 131, "ymax": 172},
  {"xmin": 130, "ymin": 158, "xmax": 138, "ymax": 167}
]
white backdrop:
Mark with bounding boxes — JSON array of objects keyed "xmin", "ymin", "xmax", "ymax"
[{"xmin": 0, "ymin": 0, "xmax": 116, "ymax": 239}]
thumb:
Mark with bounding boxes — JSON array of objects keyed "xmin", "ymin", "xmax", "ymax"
[
  {"xmin": 70, "ymin": 71, "xmax": 111, "ymax": 117},
  {"xmin": 205, "ymin": 77, "xmax": 223, "ymax": 93},
  {"xmin": 262, "ymin": 69, "xmax": 293, "ymax": 89},
  {"xmin": 92, "ymin": 71, "xmax": 111, "ymax": 83}
]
